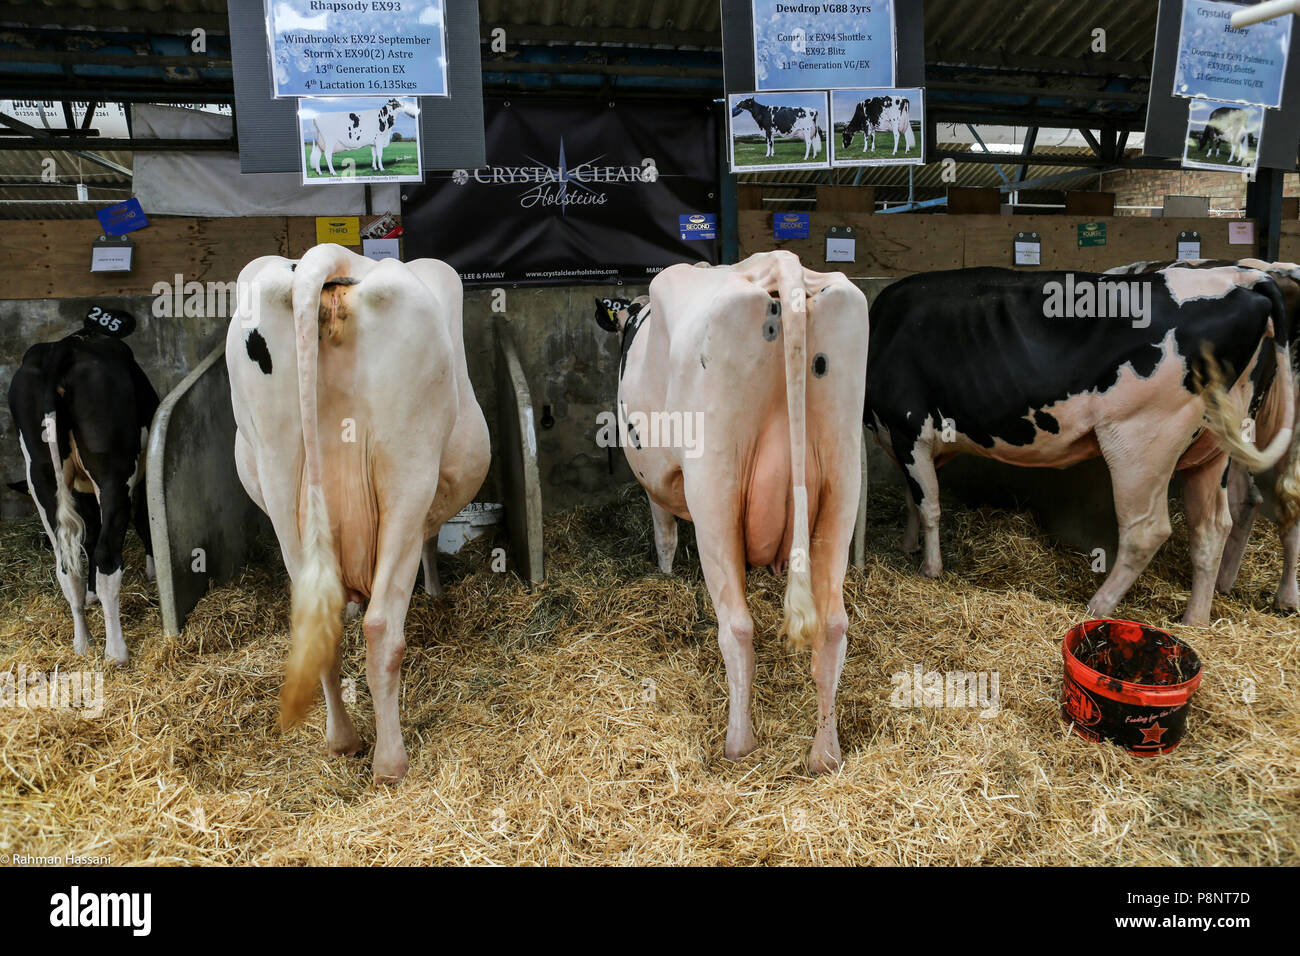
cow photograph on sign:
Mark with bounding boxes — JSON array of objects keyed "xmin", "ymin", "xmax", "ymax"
[
  {"xmin": 298, "ymin": 96, "xmax": 423, "ymax": 185},
  {"xmin": 831, "ymin": 87, "xmax": 925, "ymax": 166},
  {"xmin": 1183, "ymin": 98, "xmax": 1264, "ymax": 173},
  {"xmin": 728, "ymin": 90, "xmax": 830, "ymax": 172}
]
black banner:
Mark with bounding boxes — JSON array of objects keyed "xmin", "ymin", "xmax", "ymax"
[{"xmin": 402, "ymin": 98, "xmax": 720, "ymax": 286}]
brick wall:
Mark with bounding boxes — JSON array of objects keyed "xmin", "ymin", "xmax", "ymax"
[{"xmin": 1099, "ymin": 169, "xmax": 1300, "ymax": 216}]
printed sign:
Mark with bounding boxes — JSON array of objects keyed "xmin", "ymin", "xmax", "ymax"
[
  {"xmin": 680, "ymin": 213, "xmax": 718, "ymax": 241},
  {"xmin": 751, "ymin": 0, "xmax": 895, "ymax": 91},
  {"xmin": 1182, "ymin": 97, "xmax": 1262, "ymax": 173},
  {"xmin": 95, "ymin": 198, "xmax": 149, "ymax": 236},
  {"xmin": 829, "ymin": 87, "xmax": 923, "ymax": 166},
  {"xmin": 89, "ymin": 240, "xmax": 133, "ymax": 273},
  {"xmin": 729, "ymin": 90, "xmax": 831, "ymax": 172},
  {"xmin": 298, "ymin": 96, "xmax": 423, "ymax": 184},
  {"xmin": 1077, "ymin": 221, "xmax": 1107, "ymax": 247},
  {"xmin": 1173, "ymin": 0, "xmax": 1291, "ymax": 109},
  {"xmin": 1177, "ymin": 231, "xmax": 1202, "ymax": 259},
  {"xmin": 774, "ymin": 211, "xmax": 811, "ymax": 239},
  {"xmin": 1013, "ymin": 232, "xmax": 1041, "ymax": 266},
  {"xmin": 362, "ymin": 237, "xmax": 401, "ymax": 261},
  {"xmin": 402, "ymin": 99, "xmax": 720, "ymax": 285},
  {"xmin": 265, "ymin": 0, "xmax": 449, "ymax": 98},
  {"xmin": 1229, "ymin": 221, "xmax": 1255, "ymax": 244},
  {"xmin": 825, "ymin": 225, "xmax": 855, "ymax": 262},
  {"xmin": 316, "ymin": 216, "xmax": 361, "ymax": 245}
]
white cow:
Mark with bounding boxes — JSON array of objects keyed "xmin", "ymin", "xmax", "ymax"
[
  {"xmin": 309, "ymin": 99, "xmax": 417, "ymax": 176},
  {"xmin": 595, "ymin": 251, "xmax": 869, "ymax": 773},
  {"xmin": 227, "ymin": 244, "xmax": 489, "ymax": 783}
]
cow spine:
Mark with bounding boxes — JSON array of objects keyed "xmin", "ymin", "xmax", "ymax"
[
  {"xmin": 776, "ymin": 252, "xmax": 820, "ymax": 650},
  {"xmin": 281, "ymin": 244, "xmax": 347, "ymax": 728}
]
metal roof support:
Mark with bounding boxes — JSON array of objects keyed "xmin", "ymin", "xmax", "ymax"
[
  {"xmin": 1016, "ymin": 127, "xmax": 1039, "ymax": 183},
  {"xmin": 966, "ymin": 124, "xmax": 1009, "ymax": 183}
]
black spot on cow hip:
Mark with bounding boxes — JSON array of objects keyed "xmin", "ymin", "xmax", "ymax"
[
  {"xmin": 1032, "ymin": 408, "xmax": 1059, "ymax": 433},
  {"xmin": 245, "ymin": 329, "xmax": 273, "ymax": 375},
  {"xmin": 812, "ymin": 353, "xmax": 828, "ymax": 377},
  {"xmin": 763, "ymin": 316, "xmax": 781, "ymax": 341}
]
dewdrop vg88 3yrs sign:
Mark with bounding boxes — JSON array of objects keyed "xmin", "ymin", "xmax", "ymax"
[
  {"xmin": 752, "ymin": 1, "xmax": 895, "ymax": 91},
  {"xmin": 264, "ymin": 0, "xmax": 449, "ymax": 97}
]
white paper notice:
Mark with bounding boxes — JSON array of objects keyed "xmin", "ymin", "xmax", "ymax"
[
  {"xmin": 1228, "ymin": 222, "xmax": 1255, "ymax": 245},
  {"xmin": 1177, "ymin": 241, "xmax": 1201, "ymax": 260},
  {"xmin": 90, "ymin": 246, "xmax": 133, "ymax": 272},
  {"xmin": 826, "ymin": 237, "xmax": 855, "ymax": 262},
  {"xmin": 1014, "ymin": 241, "xmax": 1041, "ymax": 266},
  {"xmin": 363, "ymin": 238, "xmax": 401, "ymax": 262}
]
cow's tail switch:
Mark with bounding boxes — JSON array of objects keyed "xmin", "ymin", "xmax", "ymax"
[
  {"xmin": 41, "ymin": 354, "xmax": 85, "ymax": 579},
  {"xmin": 281, "ymin": 244, "xmax": 349, "ymax": 728},
  {"xmin": 1196, "ymin": 273, "xmax": 1295, "ymax": 479},
  {"xmin": 776, "ymin": 251, "xmax": 821, "ymax": 650}
]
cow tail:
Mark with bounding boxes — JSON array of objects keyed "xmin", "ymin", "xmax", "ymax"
[
  {"xmin": 1197, "ymin": 277, "xmax": 1295, "ymax": 476},
  {"xmin": 1273, "ymin": 281, "xmax": 1300, "ymax": 530},
  {"xmin": 776, "ymin": 252, "xmax": 820, "ymax": 651},
  {"xmin": 281, "ymin": 244, "xmax": 348, "ymax": 729},
  {"xmin": 41, "ymin": 350, "xmax": 84, "ymax": 579}
]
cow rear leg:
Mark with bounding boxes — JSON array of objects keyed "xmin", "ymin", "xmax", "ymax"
[
  {"xmin": 1216, "ymin": 464, "xmax": 1259, "ymax": 594},
  {"xmin": 1182, "ymin": 458, "xmax": 1233, "ymax": 625},
  {"xmin": 1276, "ymin": 520, "xmax": 1300, "ymax": 612},
  {"xmin": 648, "ymin": 494, "xmax": 678, "ymax": 573},
  {"xmin": 902, "ymin": 486, "xmax": 921, "ymax": 553},
  {"xmin": 322, "ymin": 641, "xmax": 360, "ymax": 757},
  {"xmin": 691, "ymin": 499, "xmax": 756, "ymax": 760},
  {"xmin": 75, "ymin": 491, "xmax": 101, "ymax": 605},
  {"xmin": 420, "ymin": 538, "xmax": 442, "ymax": 596},
  {"xmin": 364, "ymin": 505, "xmax": 429, "ymax": 783},
  {"xmin": 1087, "ymin": 432, "xmax": 1176, "ymax": 619},
  {"xmin": 93, "ymin": 481, "xmax": 134, "ymax": 666},
  {"xmin": 807, "ymin": 494, "xmax": 855, "ymax": 774},
  {"xmin": 899, "ymin": 436, "xmax": 942, "ymax": 577}
]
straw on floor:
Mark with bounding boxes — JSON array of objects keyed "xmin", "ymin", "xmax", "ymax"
[{"xmin": 1, "ymin": 482, "xmax": 1296, "ymax": 865}]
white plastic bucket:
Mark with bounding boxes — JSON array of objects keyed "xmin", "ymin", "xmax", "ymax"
[{"xmin": 437, "ymin": 502, "xmax": 504, "ymax": 554}]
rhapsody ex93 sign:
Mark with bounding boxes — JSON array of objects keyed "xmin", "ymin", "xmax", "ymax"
[
  {"xmin": 264, "ymin": 0, "xmax": 449, "ymax": 97},
  {"xmin": 402, "ymin": 99, "xmax": 719, "ymax": 285}
]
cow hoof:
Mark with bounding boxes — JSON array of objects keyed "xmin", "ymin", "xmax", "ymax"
[
  {"xmin": 1273, "ymin": 600, "xmax": 1299, "ymax": 616},
  {"xmin": 345, "ymin": 601, "xmax": 362, "ymax": 620},
  {"xmin": 107, "ymin": 652, "xmax": 129, "ymax": 668},
  {"xmin": 724, "ymin": 735, "xmax": 758, "ymax": 762},
  {"xmin": 807, "ymin": 748, "xmax": 842, "ymax": 776},
  {"xmin": 85, "ymin": 591, "xmax": 99, "ymax": 607},
  {"xmin": 145, "ymin": 556, "xmax": 156, "ymax": 582},
  {"xmin": 1180, "ymin": 612, "xmax": 1210, "ymax": 627},
  {"xmin": 372, "ymin": 754, "xmax": 410, "ymax": 785},
  {"xmin": 327, "ymin": 724, "xmax": 362, "ymax": 757},
  {"xmin": 73, "ymin": 639, "xmax": 89, "ymax": 656},
  {"xmin": 920, "ymin": 562, "xmax": 942, "ymax": 579}
]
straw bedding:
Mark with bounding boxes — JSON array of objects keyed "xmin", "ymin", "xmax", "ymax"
[{"xmin": 1, "ymin": 483, "xmax": 1296, "ymax": 865}]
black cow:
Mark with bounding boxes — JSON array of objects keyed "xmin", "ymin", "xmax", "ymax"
[
  {"xmin": 841, "ymin": 96, "xmax": 914, "ymax": 155},
  {"xmin": 731, "ymin": 97, "xmax": 824, "ymax": 160},
  {"xmin": 865, "ymin": 266, "xmax": 1298, "ymax": 625},
  {"xmin": 7, "ymin": 314, "xmax": 158, "ymax": 664}
]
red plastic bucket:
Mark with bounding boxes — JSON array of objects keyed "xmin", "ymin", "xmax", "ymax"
[{"xmin": 1060, "ymin": 619, "xmax": 1203, "ymax": 756}]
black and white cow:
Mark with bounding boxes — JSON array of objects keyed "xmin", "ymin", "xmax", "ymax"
[
  {"xmin": 732, "ymin": 97, "xmax": 824, "ymax": 160},
  {"xmin": 309, "ymin": 98, "xmax": 418, "ymax": 176},
  {"xmin": 6, "ymin": 311, "xmax": 158, "ymax": 664},
  {"xmin": 1106, "ymin": 257, "xmax": 1300, "ymax": 612},
  {"xmin": 1196, "ymin": 106, "xmax": 1259, "ymax": 165},
  {"xmin": 841, "ymin": 96, "xmax": 914, "ymax": 155},
  {"xmin": 866, "ymin": 266, "xmax": 1298, "ymax": 626}
]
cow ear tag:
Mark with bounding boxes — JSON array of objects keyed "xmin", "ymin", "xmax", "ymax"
[
  {"xmin": 593, "ymin": 297, "xmax": 621, "ymax": 333},
  {"xmin": 84, "ymin": 305, "xmax": 137, "ymax": 338}
]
